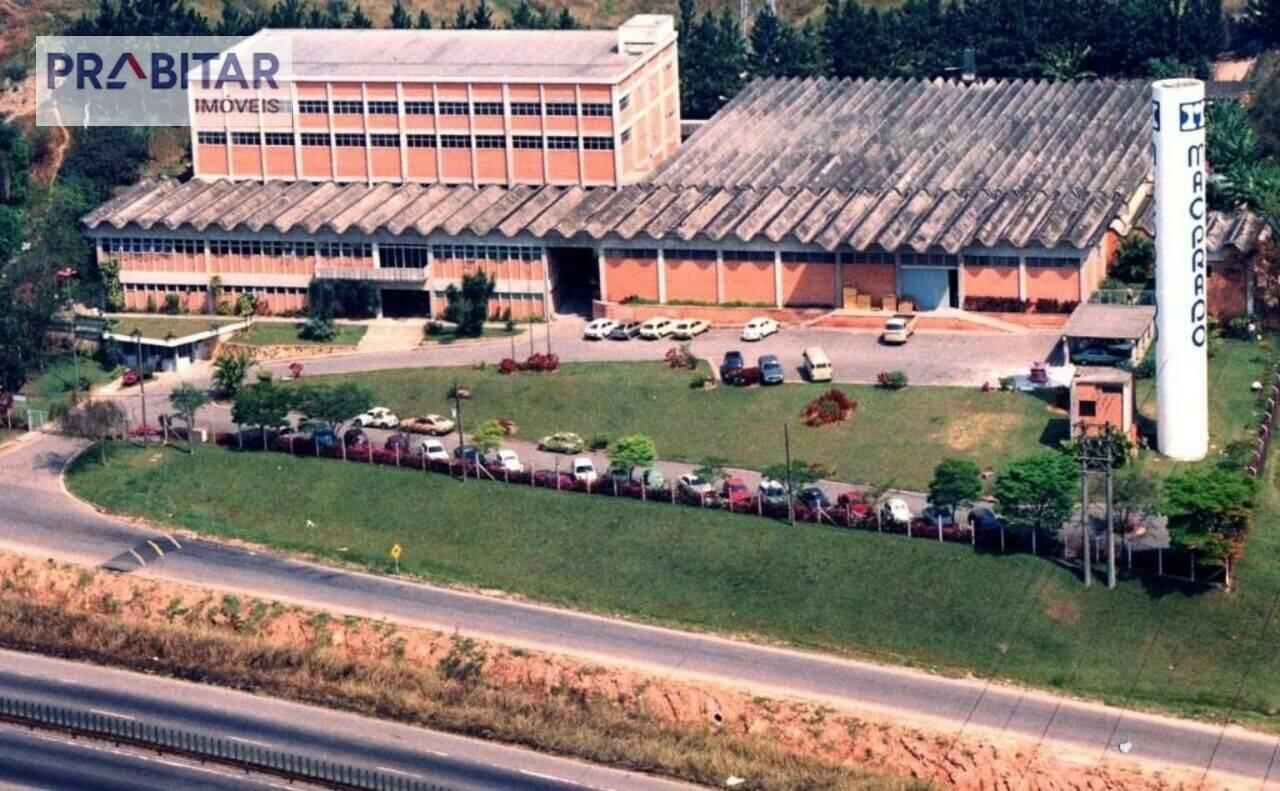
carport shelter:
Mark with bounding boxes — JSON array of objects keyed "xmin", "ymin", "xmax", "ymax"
[{"xmin": 1062, "ymin": 304, "xmax": 1156, "ymax": 364}]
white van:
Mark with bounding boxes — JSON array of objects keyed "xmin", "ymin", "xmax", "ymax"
[{"xmin": 802, "ymin": 347, "xmax": 833, "ymax": 382}]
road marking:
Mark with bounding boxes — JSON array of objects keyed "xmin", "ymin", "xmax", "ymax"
[
  {"xmin": 146, "ymin": 540, "xmax": 165, "ymax": 557},
  {"xmin": 426, "ymin": 749, "xmax": 449, "ymax": 757},
  {"xmin": 163, "ymin": 534, "xmax": 182, "ymax": 550},
  {"xmin": 376, "ymin": 766, "xmax": 423, "ymax": 778},
  {"xmin": 227, "ymin": 735, "xmax": 269, "ymax": 747},
  {"xmin": 521, "ymin": 769, "xmax": 580, "ymax": 785},
  {"xmin": 127, "ymin": 548, "xmax": 147, "ymax": 566},
  {"xmin": 88, "ymin": 708, "xmax": 134, "ymax": 721}
]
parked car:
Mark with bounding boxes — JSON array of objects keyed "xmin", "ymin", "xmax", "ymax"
[
  {"xmin": 836, "ymin": 491, "xmax": 872, "ymax": 517},
  {"xmin": 741, "ymin": 317, "xmax": 779, "ymax": 342},
  {"xmin": 352, "ymin": 407, "xmax": 399, "ymax": 429},
  {"xmin": 453, "ymin": 444, "xmax": 485, "ymax": 464},
  {"xmin": 758, "ymin": 355, "xmax": 785, "ymax": 385},
  {"xmin": 583, "ymin": 318, "xmax": 618, "ymax": 340},
  {"xmin": 801, "ymin": 347, "xmax": 833, "ymax": 382},
  {"xmin": 720, "ymin": 351, "xmax": 745, "ymax": 380},
  {"xmin": 538, "ymin": 431, "xmax": 585, "ymax": 454},
  {"xmin": 967, "ymin": 506, "xmax": 1002, "ymax": 532},
  {"xmin": 881, "ymin": 314, "xmax": 918, "ymax": 345},
  {"xmin": 491, "ymin": 448, "xmax": 524, "ymax": 473},
  {"xmin": 757, "ymin": 478, "xmax": 788, "ymax": 508},
  {"xmin": 609, "ymin": 321, "xmax": 642, "ymax": 340},
  {"xmin": 797, "ymin": 486, "xmax": 831, "ymax": 510},
  {"xmin": 677, "ymin": 473, "xmax": 714, "ymax": 497},
  {"xmin": 881, "ymin": 497, "xmax": 912, "ymax": 524},
  {"xmin": 342, "ymin": 427, "xmax": 369, "ymax": 449},
  {"xmin": 121, "ymin": 368, "xmax": 142, "ymax": 387},
  {"xmin": 671, "ymin": 319, "xmax": 711, "ymax": 339},
  {"xmin": 1071, "ymin": 345, "xmax": 1129, "ymax": 366},
  {"xmin": 721, "ymin": 476, "xmax": 752, "ymax": 507},
  {"xmin": 383, "ymin": 434, "xmax": 411, "ymax": 453},
  {"xmin": 639, "ymin": 317, "xmax": 675, "ymax": 339},
  {"xmin": 420, "ymin": 438, "xmax": 449, "ymax": 462},
  {"xmin": 401, "ymin": 414, "xmax": 456, "ymax": 435},
  {"xmin": 571, "ymin": 456, "xmax": 598, "ymax": 483},
  {"xmin": 302, "ymin": 426, "xmax": 338, "ymax": 451},
  {"xmin": 919, "ymin": 504, "xmax": 957, "ymax": 528}
]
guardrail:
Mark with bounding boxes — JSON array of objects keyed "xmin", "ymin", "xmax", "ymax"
[
  {"xmin": 316, "ymin": 266, "xmax": 428, "ymax": 283},
  {"xmin": 0, "ymin": 695, "xmax": 450, "ymax": 791}
]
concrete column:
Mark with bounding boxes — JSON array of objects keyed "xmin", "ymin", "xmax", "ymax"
[
  {"xmin": 539, "ymin": 84, "xmax": 550, "ymax": 183},
  {"xmin": 290, "ymin": 80, "xmax": 303, "ymax": 178},
  {"xmin": 715, "ymin": 249, "xmax": 725, "ymax": 304},
  {"xmin": 574, "ymin": 84, "xmax": 585, "ymax": 186},
  {"xmin": 466, "ymin": 83, "xmax": 477, "ymax": 187},
  {"xmin": 431, "ymin": 84, "xmax": 444, "ymax": 182},
  {"xmin": 371, "ymin": 241, "xmax": 381, "ymax": 268},
  {"xmin": 326, "ymin": 83, "xmax": 337, "ymax": 182},
  {"xmin": 541, "ymin": 246, "xmax": 552, "ymax": 318},
  {"xmin": 1078, "ymin": 258, "xmax": 1087, "ymax": 302},
  {"xmin": 1017, "ymin": 256, "xmax": 1028, "ymax": 301},
  {"xmin": 834, "ymin": 253, "xmax": 843, "ymax": 306},
  {"xmin": 362, "ymin": 83, "xmax": 373, "ymax": 185},
  {"xmin": 610, "ymin": 84, "xmax": 624, "ymax": 186},
  {"xmin": 656, "ymin": 248, "xmax": 667, "ymax": 304},
  {"xmin": 598, "ymin": 247, "xmax": 609, "ymax": 302},
  {"xmin": 773, "ymin": 250, "xmax": 783, "ymax": 309},
  {"xmin": 425, "ymin": 242, "xmax": 436, "ymax": 316},
  {"xmin": 501, "ymin": 83, "xmax": 514, "ymax": 187}
]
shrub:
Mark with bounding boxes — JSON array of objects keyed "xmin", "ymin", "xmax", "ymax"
[
  {"xmin": 963, "ymin": 295, "xmax": 1028, "ymax": 313},
  {"xmin": 723, "ymin": 366, "xmax": 762, "ymax": 387},
  {"xmin": 498, "ymin": 358, "xmax": 518, "ymax": 375},
  {"xmin": 1223, "ymin": 315, "xmax": 1258, "ymax": 341},
  {"xmin": 1032, "ymin": 298, "xmax": 1079, "ymax": 314},
  {"xmin": 162, "ymin": 293, "xmax": 181, "ymax": 314},
  {"xmin": 298, "ymin": 316, "xmax": 337, "ymax": 342},
  {"xmin": 519, "ymin": 353, "xmax": 560, "ymax": 372},
  {"xmin": 877, "ymin": 371, "xmax": 908, "ymax": 389},
  {"xmin": 215, "ymin": 299, "xmax": 232, "ymax": 315},
  {"xmin": 425, "ymin": 321, "xmax": 445, "ymax": 337},
  {"xmin": 689, "ymin": 372, "xmax": 709, "ymax": 389},
  {"xmin": 665, "ymin": 344, "xmax": 698, "ymax": 370},
  {"xmin": 588, "ymin": 433, "xmax": 610, "ymax": 451},
  {"xmin": 802, "ymin": 389, "xmax": 857, "ymax": 427}
]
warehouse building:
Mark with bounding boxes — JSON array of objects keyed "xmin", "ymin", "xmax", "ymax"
[{"xmin": 85, "ymin": 30, "xmax": 1204, "ymax": 321}]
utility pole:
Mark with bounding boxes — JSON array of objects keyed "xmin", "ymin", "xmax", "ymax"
[
  {"xmin": 1075, "ymin": 430, "xmax": 1118, "ymax": 589},
  {"xmin": 1080, "ymin": 459, "xmax": 1091, "ymax": 587},
  {"xmin": 783, "ymin": 423, "xmax": 795, "ymax": 527},
  {"xmin": 452, "ymin": 378, "xmax": 464, "ymax": 449},
  {"xmin": 132, "ymin": 329, "xmax": 147, "ymax": 444},
  {"xmin": 1105, "ymin": 453, "xmax": 1116, "ymax": 589}
]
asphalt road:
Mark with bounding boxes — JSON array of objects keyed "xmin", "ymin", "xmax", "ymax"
[
  {"xmin": 1, "ymin": 433, "xmax": 1277, "ymax": 785},
  {"xmin": 0, "ymin": 650, "xmax": 690, "ymax": 791}
]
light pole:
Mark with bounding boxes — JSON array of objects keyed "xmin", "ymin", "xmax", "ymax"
[
  {"xmin": 132, "ymin": 329, "xmax": 147, "ymax": 444},
  {"xmin": 57, "ymin": 269, "xmax": 80, "ymax": 401}
]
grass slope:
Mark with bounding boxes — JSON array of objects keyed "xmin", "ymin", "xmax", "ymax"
[
  {"xmin": 69, "ymin": 442, "xmax": 1280, "ymax": 727},
  {"xmin": 233, "ymin": 322, "xmax": 367, "ymax": 346},
  {"xmin": 106, "ymin": 315, "xmax": 239, "ymax": 339},
  {"xmin": 301, "ymin": 361, "xmax": 1062, "ymax": 490}
]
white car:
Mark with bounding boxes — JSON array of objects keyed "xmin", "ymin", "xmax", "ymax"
[
  {"xmin": 583, "ymin": 318, "xmax": 617, "ymax": 340},
  {"xmin": 671, "ymin": 319, "xmax": 711, "ymax": 339},
  {"xmin": 882, "ymin": 497, "xmax": 912, "ymax": 524},
  {"xmin": 571, "ymin": 456, "xmax": 598, "ymax": 483},
  {"xmin": 420, "ymin": 438, "xmax": 449, "ymax": 462},
  {"xmin": 638, "ymin": 317, "xmax": 675, "ymax": 339},
  {"xmin": 493, "ymin": 448, "xmax": 524, "ymax": 473},
  {"xmin": 741, "ymin": 317, "xmax": 779, "ymax": 341},
  {"xmin": 352, "ymin": 407, "xmax": 398, "ymax": 429},
  {"xmin": 677, "ymin": 473, "xmax": 714, "ymax": 496}
]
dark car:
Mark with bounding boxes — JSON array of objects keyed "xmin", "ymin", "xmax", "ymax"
[
  {"xmin": 121, "ymin": 368, "xmax": 142, "ymax": 387},
  {"xmin": 304, "ymin": 426, "xmax": 338, "ymax": 450},
  {"xmin": 1070, "ymin": 345, "xmax": 1127, "ymax": 367},
  {"xmin": 796, "ymin": 486, "xmax": 831, "ymax": 510},
  {"xmin": 759, "ymin": 355, "xmax": 785, "ymax": 385},
  {"xmin": 609, "ymin": 321, "xmax": 641, "ymax": 340},
  {"xmin": 453, "ymin": 444, "xmax": 486, "ymax": 463},
  {"xmin": 920, "ymin": 504, "xmax": 957, "ymax": 528},
  {"xmin": 967, "ymin": 507, "xmax": 1001, "ymax": 531},
  {"xmin": 720, "ymin": 351, "xmax": 745, "ymax": 380},
  {"xmin": 342, "ymin": 427, "xmax": 369, "ymax": 448},
  {"xmin": 384, "ymin": 434, "xmax": 411, "ymax": 453}
]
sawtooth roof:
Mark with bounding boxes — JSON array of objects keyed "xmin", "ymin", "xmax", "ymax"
[
  {"xmin": 84, "ymin": 78, "xmax": 1159, "ymax": 253},
  {"xmin": 1135, "ymin": 199, "xmax": 1271, "ymax": 254}
]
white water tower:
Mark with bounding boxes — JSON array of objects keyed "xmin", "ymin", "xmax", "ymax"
[{"xmin": 1152, "ymin": 78, "xmax": 1209, "ymax": 460}]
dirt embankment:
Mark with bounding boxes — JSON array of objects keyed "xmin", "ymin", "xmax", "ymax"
[{"xmin": 0, "ymin": 551, "xmax": 1213, "ymax": 790}]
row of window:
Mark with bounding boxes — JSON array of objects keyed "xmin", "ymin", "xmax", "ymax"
[
  {"xmin": 209, "ymin": 240, "xmax": 317, "ymax": 256},
  {"xmin": 125, "ymin": 284, "xmax": 307, "ymax": 296},
  {"xmin": 293, "ymin": 99, "xmax": 614, "ymax": 117},
  {"xmin": 202, "ymin": 131, "xmax": 614, "ymax": 150},
  {"xmin": 101, "ymin": 238, "xmax": 202, "ymax": 254},
  {"xmin": 432, "ymin": 244, "xmax": 542, "ymax": 262}
]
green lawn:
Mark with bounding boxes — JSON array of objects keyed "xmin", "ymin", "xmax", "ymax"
[
  {"xmin": 233, "ymin": 322, "xmax": 367, "ymax": 347},
  {"xmin": 423, "ymin": 327, "xmax": 518, "ymax": 345},
  {"xmin": 19, "ymin": 358, "xmax": 123, "ymax": 412},
  {"xmin": 300, "ymin": 361, "xmax": 1064, "ymax": 490},
  {"xmin": 107, "ymin": 316, "xmax": 240, "ymax": 340},
  {"xmin": 67, "ymin": 442, "xmax": 1280, "ymax": 728}
]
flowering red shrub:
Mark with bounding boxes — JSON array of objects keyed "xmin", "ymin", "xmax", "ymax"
[
  {"xmin": 498, "ymin": 358, "xmax": 518, "ymax": 374},
  {"xmin": 519, "ymin": 353, "xmax": 560, "ymax": 372},
  {"xmin": 876, "ymin": 371, "xmax": 908, "ymax": 389},
  {"xmin": 723, "ymin": 366, "xmax": 762, "ymax": 387},
  {"xmin": 802, "ymin": 389, "xmax": 857, "ymax": 427}
]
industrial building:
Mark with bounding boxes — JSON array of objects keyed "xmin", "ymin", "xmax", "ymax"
[{"xmin": 81, "ymin": 21, "xmax": 1268, "ymax": 321}]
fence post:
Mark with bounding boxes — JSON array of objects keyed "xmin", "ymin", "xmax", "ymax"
[{"xmin": 396, "ymin": 445, "xmax": 401, "ymax": 466}]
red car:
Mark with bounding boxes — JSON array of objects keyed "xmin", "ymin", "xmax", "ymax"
[
  {"xmin": 720, "ymin": 476, "xmax": 752, "ymax": 508},
  {"xmin": 121, "ymin": 368, "xmax": 142, "ymax": 387},
  {"xmin": 836, "ymin": 491, "xmax": 872, "ymax": 518},
  {"xmin": 533, "ymin": 469, "xmax": 577, "ymax": 489}
]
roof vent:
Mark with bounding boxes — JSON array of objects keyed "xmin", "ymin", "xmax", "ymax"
[
  {"xmin": 618, "ymin": 14, "xmax": 674, "ymax": 55},
  {"xmin": 961, "ymin": 48, "xmax": 977, "ymax": 84}
]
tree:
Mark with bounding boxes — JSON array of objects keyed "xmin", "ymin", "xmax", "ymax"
[
  {"xmin": 58, "ymin": 399, "xmax": 125, "ymax": 463},
  {"xmin": 443, "ymin": 271, "xmax": 496, "ymax": 336},
  {"xmin": 453, "ymin": 2, "xmax": 470, "ymax": 28},
  {"xmin": 232, "ymin": 379, "xmax": 291, "ymax": 447},
  {"xmin": 416, "ymin": 9, "xmax": 433, "ymax": 28},
  {"xmin": 212, "ymin": 349, "xmax": 253, "ymax": 396},
  {"xmin": 994, "ymin": 452, "xmax": 1078, "ymax": 554},
  {"xmin": 470, "ymin": 0, "xmax": 493, "ymax": 29},
  {"xmin": 472, "ymin": 418, "xmax": 506, "ymax": 454},
  {"xmin": 610, "ymin": 434, "xmax": 658, "ymax": 478},
  {"xmin": 763, "ymin": 459, "xmax": 823, "ymax": 490},
  {"xmin": 1244, "ymin": 0, "xmax": 1280, "ymax": 47},
  {"xmin": 928, "ymin": 459, "xmax": 982, "ymax": 511},
  {"xmin": 1162, "ymin": 467, "xmax": 1255, "ymax": 587},
  {"xmin": 291, "ymin": 382, "xmax": 373, "ymax": 432},
  {"xmin": 1208, "ymin": 100, "xmax": 1258, "ymax": 175},
  {"xmin": 348, "ymin": 4, "xmax": 372, "ymax": 27},
  {"xmin": 749, "ymin": 5, "xmax": 822, "ymax": 78},
  {"xmin": 1112, "ymin": 236, "xmax": 1154, "ymax": 285},
  {"xmin": 1112, "ymin": 465, "xmax": 1158, "ymax": 551},
  {"xmin": 389, "ymin": 0, "xmax": 412, "ymax": 28},
  {"xmin": 168, "ymin": 383, "xmax": 208, "ymax": 454}
]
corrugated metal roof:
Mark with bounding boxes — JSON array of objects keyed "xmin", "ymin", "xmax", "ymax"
[
  {"xmin": 1135, "ymin": 198, "xmax": 1271, "ymax": 254},
  {"xmin": 85, "ymin": 78, "xmax": 1159, "ymax": 253}
]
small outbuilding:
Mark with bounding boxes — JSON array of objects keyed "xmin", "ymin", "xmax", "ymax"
[
  {"xmin": 1070, "ymin": 366, "xmax": 1137, "ymax": 442},
  {"xmin": 1061, "ymin": 303, "xmax": 1156, "ymax": 366}
]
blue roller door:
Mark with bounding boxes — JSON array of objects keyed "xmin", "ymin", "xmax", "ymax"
[{"xmin": 899, "ymin": 268, "xmax": 950, "ymax": 310}]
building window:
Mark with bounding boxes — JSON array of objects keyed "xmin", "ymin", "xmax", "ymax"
[
  {"xmin": 1078, "ymin": 399, "xmax": 1097, "ymax": 417},
  {"xmin": 381, "ymin": 245, "xmax": 430, "ymax": 268},
  {"xmin": 473, "ymin": 101, "xmax": 503, "ymax": 116},
  {"xmin": 618, "ymin": 94, "xmax": 631, "ymax": 111},
  {"xmin": 230, "ymin": 132, "xmax": 261, "ymax": 146},
  {"xmin": 620, "ymin": 128, "xmax": 632, "ymax": 144},
  {"xmin": 406, "ymin": 134, "xmax": 437, "ymax": 148},
  {"xmin": 546, "ymin": 136, "xmax": 578, "ymax": 150},
  {"xmin": 264, "ymin": 132, "xmax": 294, "ymax": 146},
  {"xmin": 1025, "ymin": 256, "xmax": 1080, "ymax": 268},
  {"xmin": 782, "ymin": 251, "xmax": 836, "ymax": 264},
  {"xmin": 404, "ymin": 101, "xmax": 434, "ymax": 115},
  {"xmin": 297, "ymin": 100, "xmax": 328, "ymax": 114},
  {"xmin": 318, "ymin": 242, "xmax": 373, "ymax": 258},
  {"xmin": 474, "ymin": 135, "xmax": 505, "ymax": 149},
  {"xmin": 367, "ymin": 100, "xmax": 398, "ymax": 114},
  {"xmin": 899, "ymin": 252, "xmax": 958, "ymax": 267},
  {"xmin": 724, "ymin": 250, "xmax": 775, "ymax": 262},
  {"xmin": 331, "ymin": 100, "xmax": 364, "ymax": 114},
  {"xmin": 510, "ymin": 102, "xmax": 541, "ymax": 116},
  {"xmin": 845, "ymin": 251, "xmax": 894, "ymax": 265},
  {"xmin": 664, "ymin": 248, "xmax": 716, "ymax": 261},
  {"xmin": 581, "ymin": 103, "xmax": 612, "ymax": 116},
  {"xmin": 963, "ymin": 254, "xmax": 1020, "ymax": 267},
  {"xmin": 583, "ymin": 136, "xmax": 614, "ymax": 150},
  {"xmin": 545, "ymin": 102, "xmax": 576, "ymax": 116},
  {"xmin": 334, "ymin": 133, "xmax": 365, "ymax": 147},
  {"xmin": 440, "ymin": 135, "xmax": 470, "ymax": 148},
  {"xmin": 369, "ymin": 134, "xmax": 399, "ymax": 147},
  {"xmin": 300, "ymin": 132, "xmax": 331, "ymax": 146},
  {"xmin": 196, "ymin": 131, "xmax": 226, "ymax": 145},
  {"xmin": 603, "ymin": 247, "xmax": 657, "ymax": 259},
  {"xmin": 438, "ymin": 101, "xmax": 469, "ymax": 115},
  {"xmin": 513, "ymin": 135, "xmax": 542, "ymax": 149}
]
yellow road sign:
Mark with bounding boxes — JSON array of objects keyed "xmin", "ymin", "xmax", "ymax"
[{"xmin": 390, "ymin": 543, "xmax": 402, "ymax": 560}]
